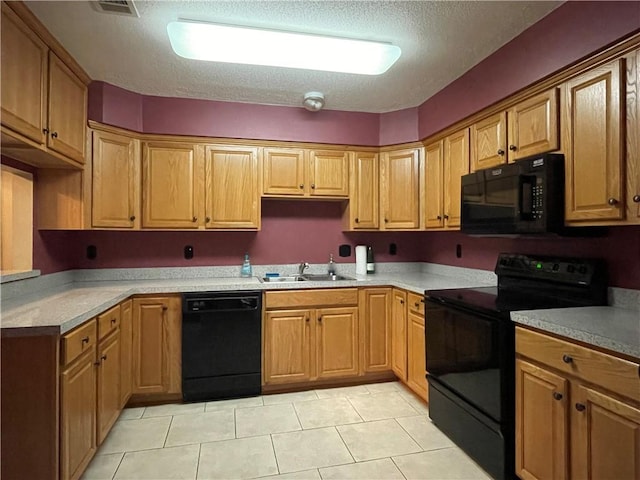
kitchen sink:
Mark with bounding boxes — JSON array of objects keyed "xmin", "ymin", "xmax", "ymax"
[
  {"xmin": 301, "ymin": 274, "xmax": 354, "ymax": 281},
  {"xmin": 259, "ymin": 274, "xmax": 354, "ymax": 283},
  {"xmin": 260, "ymin": 275, "xmax": 305, "ymax": 282}
]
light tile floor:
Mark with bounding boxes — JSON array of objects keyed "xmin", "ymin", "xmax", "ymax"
[{"xmin": 81, "ymin": 382, "xmax": 492, "ymax": 480}]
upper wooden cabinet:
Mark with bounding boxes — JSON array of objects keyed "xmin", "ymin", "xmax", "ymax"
[
  {"xmin": 1, "ymin": 3, "xmax": 88, "ymax": 168},
  {"xmin": 562, "ymin": 60, "xmax": 625, "ymax": 223},
  {"xmin": 262, "ymin": 147, "xmax": 349, "ymax": 198},
  {"xmin": 627, "ymin": 49, "xmax": 640, "ymax": 222},
  {"xmin": 425, "ymin": 129, "xmax": 469, "ymax": 230},
  {"xmin": 205, "ymin": 145, "xmax": 260, "ymax": 229},
  {"xmin": 344, "ymin": 151, "xmax": 379, "ymax": 230},
  {"xmin": 91, "ymin": 130, "xmax": 140, "ymax": 229},
  {"xmin": 442, "ymin": 128, "xmax": 470, "ymax": 229},
  {"xmin": 470, "ymin": 89, "xmax": 559, "ymax": 171},
  {"xmin": 142, "ymin": 142, "xmax": 205, "ymax": 229},
  {"xmin": 424, "ymin": 140, "xmax": 445, "ymax": 229},
  {"xmin": 380, "ymin": 147, "xmax": 420, "ymax": 229}
]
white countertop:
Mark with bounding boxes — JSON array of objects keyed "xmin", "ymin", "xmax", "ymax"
[{"xmin": 2, "ymin": 268, "xmax": 638, "ymax": 360}]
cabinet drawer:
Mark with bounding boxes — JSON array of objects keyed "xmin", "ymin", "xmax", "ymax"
[
  {"xmin": 62, "ymin": 319, "xmax": 97, "ymax": 366},
  {"xmin": 516, "ymin": 327, "xmax": 640, "ymax": 401},
  {"xmin": 97, "ymin": 305, "xmax": 120, "ymax": 340},
  {"xmin": 265, "ymin": 288, "xmax": 358, "ymax": 309},
  {"xmin": 407, "ymin": 292, "xmax": 425, "ymax": 317}
]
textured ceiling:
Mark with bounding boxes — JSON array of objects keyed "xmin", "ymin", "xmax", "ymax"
[{"xmin": 26, "ymin": 1, "xmax": 562, "ymax": 113}]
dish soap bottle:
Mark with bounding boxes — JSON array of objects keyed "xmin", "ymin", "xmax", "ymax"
[
  {"xmin": 328, "ymin": 254, "xmax": 336, "ymax": 275},
  {"xmin": 240, "ymin": 252, "xmax": 252, "ymax": 277}
]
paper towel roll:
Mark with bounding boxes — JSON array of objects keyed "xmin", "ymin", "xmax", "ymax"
[{"xmin": 355, "ymin": 245, "xmax": 367, "ymax": 275}]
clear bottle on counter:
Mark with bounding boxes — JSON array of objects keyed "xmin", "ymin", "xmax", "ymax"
[
  {"xmin": 240, "ymin": 252, "xmax": 252, "ymax": 277},
  {"xmin": 366, "ymin": 246, "xmax": 375, "ymax": 274},
  {"xmin": 328, "ymin": 254, "xmax": 336, "ymax": 275}
]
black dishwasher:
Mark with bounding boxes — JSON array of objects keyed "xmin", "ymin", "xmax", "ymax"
[{"xmin": 182, "ymin": 291, "xmax": 262, "ymax": 402}]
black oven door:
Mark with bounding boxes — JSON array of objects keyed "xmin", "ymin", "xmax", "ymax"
[{"xmin": 425, "ymin": 298, "xmax": 513, "ymax": 423}]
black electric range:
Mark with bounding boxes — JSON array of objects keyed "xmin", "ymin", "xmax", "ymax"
[{"xmin": 424, "ymin": 253, "xmax": 607, "ymax": 480}]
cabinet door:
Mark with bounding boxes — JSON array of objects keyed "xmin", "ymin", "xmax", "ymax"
[
  {"xmin": 391, "ymin": 289, "xmax": 407, "ymax": 381},
  {"xmin": 627, "ymin": 50, "xmax": 640, "ymax": 221},
  {"xmin": 563, "ymin": 60, "xmax": 624, "ymax": 222},
  {"xmin": 0, "ymin": 4, "xmax": 47, "ymax": 146},
  {"xmin": 508, "ymin": 88, "xmax": 559, "ymax": 161},
  {"xmin": 264, "ymin": 309, "xmax": 313, "ymax": 384},
  {"xmin": 142, "ymin": 142, "xmax": 204, "ymax": 228},
  {"xmin": 424, "ymin": 140, "xmax": 445, "ymax": 229},
  {"xmin": 132, "ymin": 296, "xmax": 181, "ymax": 395},
  {"xmin": 359, "ymin": 288, "xmax": 391, "ymax": 373},
  {"xmin": 470, "ymin": 112, "xmax": 507, "ymax": 171},
  {"xmin": 571, "ymin": 383, "xmax": 640, "ymax": 480},
  {"xmin": 60, "ymin": 347, "xmax": 97, "ymax": 480},
  {"xmin": 262, "ymin": 147, "xmax": 306, "ymax": 196},
  {"xmin": 515, "ymin": 359, "xmax": 569, "ymax": 480},
  {"xmin": 47, "ymin": 52, "xmax": 87, "ymax": 164},
  {"xmin": 309, "ymin": 150, "xmax": 349, "ymax": 197},
  {"xmin": 120, "ymin": 300, "xmax": 133, "ymax": 408},
  {"xmin": 443, "ymin": 128, "xmax": 470, "ymax": 229},
  {"xmin": 349, "ymin": 152, "xmax": 379, "ymax": 229},
  {"xmin": 380, "ymin": 148, "xmax": 420, "ymax": 229},
  {"xmin": 96, "ymin": 330, "xmax": 121, "ymax": 445},
  {"xmin": 316, "ymin": 307, "xmax": 359, "ymax": 379},
  {"xmin": 205, "ymin": 145, "xmax": 259, "ymax": 229},
  {"xmin": 407, "ymin": 310, "xmax": 427, "ymax": 401},
  {"xmin": 92, "ymin": 130, "xmax": 140, "ymax": 228}
]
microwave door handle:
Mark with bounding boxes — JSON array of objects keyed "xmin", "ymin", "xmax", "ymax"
[{"xmin": 519, "ymin": 175, "xmax": 535, "ymax": 221}]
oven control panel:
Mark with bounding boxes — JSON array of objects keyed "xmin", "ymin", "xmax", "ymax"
[{"xmin": 495, "ymin": 253, "xmax": 604, "ymax": 286}]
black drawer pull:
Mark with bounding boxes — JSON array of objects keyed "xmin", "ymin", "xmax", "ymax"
[
  {"xmin": 553, "ymin": 392, "xmax": 563, "ymax": 401},
  {"xmin": 562, "ymin": 354, "xmax": 573, "ymax": 364}
]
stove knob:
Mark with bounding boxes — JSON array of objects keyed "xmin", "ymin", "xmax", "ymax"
[
  {"xmin": 567, "ymin": 265, "xmax": 575, "ymax": 273},
  {"xmin": 552, "ymin": 263, "xmax": 560, "ymax": 272},
  {"xmin": 578, "ymin": 266, "xmax": 587, "ymax": 274}
]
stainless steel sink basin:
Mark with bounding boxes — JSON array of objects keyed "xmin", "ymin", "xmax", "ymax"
[
  {"xmin": 301, "ymin": 274, "xmax": 354, "ymax": 281},
  {"xmin": 260, "ymin": 275, "xmax": 305, "ymax": 282}
]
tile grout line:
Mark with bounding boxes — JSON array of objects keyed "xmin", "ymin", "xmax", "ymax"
[
  {"xmin": 333, "ymin": 425, "xmax": 357, "ymax": 465},
  {"xmin": 195, "ymin": 443, "xmax": 202, "ymax": 480},
  {"xmin": 110, "ymin": 452, "xmax": 126, "ymax": 480},
  {"xmin": 389, "ymin": 455, "xmax": 409, "ymax": 480},
  {"xmin": 269, "ymin": 433, "xmax": 281, "ymax": 475},
  {"xmin": 393, "ymin": 417, "xmax": 426, "ymax": 452},
  {"xmin": 162, "ymin": 415, "xmax": 174, "ymax": 448}
]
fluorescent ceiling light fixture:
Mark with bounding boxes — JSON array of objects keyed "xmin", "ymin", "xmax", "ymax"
[{"xmin": 167, "ymin": 20, "xmax": 401, "ymax": 75}]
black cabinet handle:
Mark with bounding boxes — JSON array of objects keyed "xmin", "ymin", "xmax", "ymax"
[
  {"xmin": 443, "ymin": 214, "xmax": 449, "ymax": 220},
  {"xmin": 553, "ymin": 392, "xmax": 563, "ymax": 401},
  {"xmin": 633, "ymin": 195, "xmax": 640, "ymax": 203},
  {"xmin": 414, "ymin": 302, "xmax": 420, "ymax": 308},
  {"xmin": 608, "ymin": 198, "xmax": 619, "ymax": 206},
  {"xmin": 81, "ymin": 336, "xmax": 89, "ymax": 344},
  {"xmin": 101, "ymin": 354, "xmax": 107, "ymax": 362},
  {"xmin": 436, "ymin": 215, "xmax": 442, "ymax": 220},
  {"xmin": 111, "ymin": 318, "xmax": 116, "ymax": 324},
  {"xmin": 318, "ymin": 316, "xmax": 322, "ymax": 322},
  {"xmin": 497, "ymin": 149, "xmax": 505, "ymax": 156},
  {"xmin": 299, "ymin": 184, "xmax": 304, "ymax": 189},
  {"xmin": 509, "ymin": 144, "xmax": 517, "ymax": 151},
  {"xmin": 51, "ymin": 131, "xmax": 58, "ymax": 138},
  {"xmin": 562, "ymin": 354, "xmax": 573, "ymax": 364},
  {"xmin": 311, "ymin": 184, "xmax": 316, "ymax": 189},
  {"xmin": 355, "ymin": 218, "xmax": 359, "ymax": 223},
  {"xmin": 205, "ymin": 217, "xmax": 211, "ymax": 223},
  {"xmin": 129, "ymin": 215, "xmax": 136, "ymax": 221},
  {"xmin": 575, "ymin": 403, "xmax": 586, "ymax": 412},
  {"xmin": 43, "ymin": 128, "xmax": 49, "ymax": 134}
]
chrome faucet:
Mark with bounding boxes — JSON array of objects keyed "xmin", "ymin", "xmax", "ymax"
[{"xmin": 298, "ymin": 262, "xmax": 310, "ymax": 275}]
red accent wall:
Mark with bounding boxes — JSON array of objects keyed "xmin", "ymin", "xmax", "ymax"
[
  {"xmin": 417, "ymin": 1, "xmax": 640, "ymax": 139},
  {"xmin": 39, "ymin": 201, "xmax": 422, "ymax": 271},
  {"xmin": 419, "ymin": 227, "xmax": 640, "ymax": 290}
]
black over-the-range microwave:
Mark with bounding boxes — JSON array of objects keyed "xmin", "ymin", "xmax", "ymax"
[{"xmin": 461, "ymin": 153, "xmax": 565, "ymax": 235}]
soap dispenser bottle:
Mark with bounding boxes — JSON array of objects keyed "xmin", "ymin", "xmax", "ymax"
[
  {"xmin": 328, "ymin": 254, "xmax": 336, "ymax": 275},
  {"xmin": 240, "ymin": 252, "xmax": 252, "ymax": 277},
  {"xmin": 366, "ymin": 246, "xmax": 375, "ymax": 274}
]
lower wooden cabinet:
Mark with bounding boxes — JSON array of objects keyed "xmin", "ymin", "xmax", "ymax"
[
  {"xmin": 358, "ymin": 288, "xmax": 392, "ymax": 372},
  {"xmin": 263, "ymin": 289, "xmax": 359, "ymax": 385},
  {"xmin": 515, "ymin": 326, "xmax": 640, "ymax": 480},
  {"xmin": 120, "ymin": 299, "xmax": 133, "ymax": 408},
  {"xmin": 406, "ymin": 292, "xmax": 428, "ymax": 401},
  {"xmin": 391, "ymin": 288, "xmax": 407, "ymax": 381},
  {"xmin": 60, "ymin": 343, "xmax": 97, "ymax": 480},
  {"xmin": 96, "ymin": 329, "xmax": 121, "ymax": 445},
  {"xmin": 132, "ymin": 295, "xmax": 182, "ymax": 397}
]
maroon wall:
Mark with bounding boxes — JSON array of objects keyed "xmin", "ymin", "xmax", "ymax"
[
  {"xmin": 39, "ymin": 201, "xmax": 422, "ymax": 271},
  {"xmin": 419, "ymin": 227, "xmax": 640, "ymax": 290},
  {"xmin": 417, "ymin": 1, "xmax": 640, "ymax": 138}
]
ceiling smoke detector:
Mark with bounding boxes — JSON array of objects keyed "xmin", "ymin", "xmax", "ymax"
[{"xmin": 303, "ymin": 92, "xmax": 325, "ymax": 112}]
